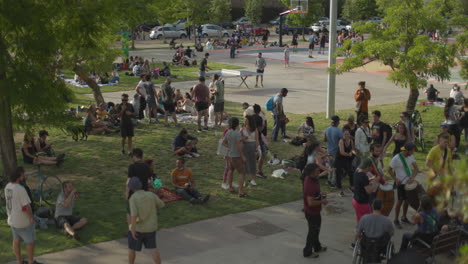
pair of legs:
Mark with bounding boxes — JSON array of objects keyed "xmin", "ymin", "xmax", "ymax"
[
  {"xmin": 138, "ymin": 97, "xmax": 146, "ymax": 119},
  {"xmin": 255, "ymin": 75, "xmax": 263, "ymax": 87},
  {"xmin": 335, "ymin": 158, "xmax": 353, "ymax": 192},
  {"xmin": 448, "ymin": 124, "xmax": 461, "ymax": 150},
  {"xmin": 308, "ymin": 46, "xmax": 315, "ymax": 57},
  {"xmin": 34, "ymin": 156, "xmax": 59, "ymax": 165},
  {"xmin": 352, "ymin": 199, "xmax": 372, "ymax": 224},
  {"xmin": 227, "ymin": 157, "xmax": 246, "ymax": 196},
  {"xmin": 129, "ymin": 249, "xmax": 160, "ymax": 264},
  {"xmin": 197, "ymin": 109, "xmax": 208, "ymax": 130},
  {"xmin": 271, "ymin": 114, "xmax": 286, "ymax": 141},
  {"xmin": 121, "ymin": 136, "xmax": 133, "ymax": 154},
  {"xmin": 230, "ymin": 47, "xmax": 236, "ymax": 58},
  {"xmin": 148, "ymin": 107, "xmax": 160, "ymax": 123},
  {"xmin": 395, "ymin": 184, "xmax": 409, "ymax": 222},
  {"xmin": 60, "ymin": 216, "xmax": 87, "ymax": 237},
  {"xmin": 303, "ymin": 213, "xmax": 323, "ymax": 257},
  {"xmin": 257, "ymin": 144, "xmax": 266, "ymax": 176},
  {"xmin": 164, "ymin": 110, "xmax": 178, "ymax": 126},
  {"xmin": 128, "ymin": 231, "xmax": 160, "ymax": 264},
  {"xmin": 13, "ymin": 239, "xmax": 35, "ymax": 264},
  {"xmin": 176, "ymin": 188, "xmax": 201, "ymax": 200},
  {"xmin": 173, "ymin": 146, "xmax": 195, "ymax": 156},
  {"xmin": 12, "ymin": 223, "xmax": 36, "ymax": 264},
  {"xmin": 284, "ymin": 58, "xmax": 289, "ymax": 67}
]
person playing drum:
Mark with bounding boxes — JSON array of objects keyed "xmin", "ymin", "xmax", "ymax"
[
  {"xmin": 388, "ymin": 143, "xmax": 420, "ymax": 229},
  {"xmin": 368, "ymin": 144, "xmax": 385, "ymax": 205},
  {"xmin": 426, "ymin": 134, "xmax": 453, "ymax": 180}
]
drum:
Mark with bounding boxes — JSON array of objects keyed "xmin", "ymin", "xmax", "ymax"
[
  {"xmin": 376, "ymin": 183, "xmax": 395, "ymax": 216},
  {"xmin": 404, "ymin": 181, "xmax": 426, "ymax": 211},
  {"xmin": 427, "ymin": 181, "xmax": 443, "ymax": 206}
]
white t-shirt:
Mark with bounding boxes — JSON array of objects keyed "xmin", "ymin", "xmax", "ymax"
[
  {"xmin": 137, "ymin": 80, "xmax": 147, "ymax": 97},
  {"xmin": 389, "ymin": 154, "xmax": 416, "ymax": 184},
  {"xmin": 299, "ymin": 122, "xmax": 314, "ymax": 137},
  {"xmin": 4, "ymin": 183, "xmax": 32, "ymax": 228}
]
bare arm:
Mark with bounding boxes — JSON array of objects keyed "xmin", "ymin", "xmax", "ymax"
[
  {"xmin": 22, "ymin": 144, "xmax": 36, "ymax": 159},
  {"xmin": 60, "ymin": 190, "xmax": 76, "ymax": 208},
  {"xmin": 307, "ymin": 196, "xmax": 326, "ymax": 207},
  {"xmin": 34, "ymin": 140, "xmax": 43, "ymax": 153},
  {"xmin": 364, "ymin": 179, "xmax": 379, "ymax": 194},
  {"xmin": 383, "ymin": 134, "xmax": 396, "ymax": 154}
]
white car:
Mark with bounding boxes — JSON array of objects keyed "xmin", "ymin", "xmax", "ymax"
[
  {"xmin": 201, "ymin": 24, "xmax": 230, "ymax": 38},
  {"xmin": 233, "ymin": 17, "xmax": 250, "ymax": 25},
  {"xmin": 149, "ymin": 26, "xmax": 187, "ymax": 40},
  {"xmin": 311, "ymin": 20, "xmax": 348, "ymax": 33}
]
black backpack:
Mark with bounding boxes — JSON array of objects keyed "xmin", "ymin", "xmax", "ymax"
[{"xmin": 381, "ymin": 122, "xmax": 393, "ymax": 145}]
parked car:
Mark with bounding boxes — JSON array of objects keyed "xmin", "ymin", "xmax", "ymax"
[
  {"xmin": 149, "ymin": 26, "xmax": 187, "ymax": 40},
  {"xmin": 233, "ymin": 17, "xmax": 250, "ymax": 26},
  {"xmin": 269, "ymin": 17, "xmax": 280, "ymax": 26},
  {"xmin": 218, "ymin": 21, "xmax": 235, "ymax": 29},
  {"xmin": 311, "ymin": 20, "xmax": 349, "ymax": 33},
  {"xmin": 318, "ymin": 17, "xmax": 329, "ymax": 24},
  {"xmin": 276, "ymin": 24, "xmax": 314, "ymax": 35},
  {"xmin": 201, "ymin": 24, "xmax": 230, "ymax": 38},
  {"xmin": 367, "ymin": 17, "xmax": 382, "ymax": 24},
  {"xmin": 244, "ymin": 25, "xmax": 266, "ymax": 35},
  {"xmin": 172, "ymin": 19, "xmax": 187, "ymax": 30}
]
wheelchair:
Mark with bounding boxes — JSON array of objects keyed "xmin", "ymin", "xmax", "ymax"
[{"xmin": 352, "ymin": 233, "xmax": 395, "ymax": 264}]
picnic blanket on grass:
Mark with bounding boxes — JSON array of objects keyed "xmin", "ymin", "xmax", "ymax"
[{"xmin": 65, "ymin": 79, "xmax": 117, "ymax": 88}]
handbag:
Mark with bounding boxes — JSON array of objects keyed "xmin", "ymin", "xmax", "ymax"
[{"xmin": 355, "ymin": 101, "xmax": 362, "ymax": 112}]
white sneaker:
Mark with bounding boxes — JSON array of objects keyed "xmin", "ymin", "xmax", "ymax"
[
  {"xmin": 190, "ymin": 152, "xmax": 200, "ymax": 158},
  {"xmin": 250, "ymin": 180, "xmax": 257, "ymax": 186},
  {"xmin": 221, "ymin": 183, "xmax": 229, "ymax": 189},
  {"xmin": 184, "ymin": 154, "xmax": 192, "ymax": 158}
]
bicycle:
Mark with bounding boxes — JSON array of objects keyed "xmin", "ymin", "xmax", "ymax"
[
  {"xmin": 25, "ymin": 165, "xmax": 62, "ymax": 206},
  {"xmin": 411, "ymin": 108, "xmax": 429, "ymax": 152}
]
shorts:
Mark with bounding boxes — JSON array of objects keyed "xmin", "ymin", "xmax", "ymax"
[
  {"xmin": 195, "ymin": 101, "xmax": 209, "ymax": 112},
  {"xmin": 56, "ymin": 215, "xmax": 82, "ymax": 228},
  {"xmin": 214, "ymin": 102, "xmax": 224, "ymax": 113},
  {"xmin": 256, "ymin": 69, "xmax": 264, "ymax": 74},
  {"xmin": 128, "ymin": 231, "xmax": 157, "ymax": 251},
  {"xmin": 259, "ymin": 144, "xmax": 267, "ymax": 158},
  {"xmin": 228, "ymin": 157, "xmax": 245, "ymax": 174},
  {"xmin": 309, "ymin": 43, "xmax": 315, "ymax": 50},
  {"xmin": 11, "ymin": 224, "xmax": 36, "ymax": 244},
  {"xmin": 121, "ymin": 124, "xmax": 134, "ymax": 138},
  {"xmin": 199, "ymin": 70, "xmax": 206, "ymax": 78},
  {"xmin": 163, "ymin": 103, "xmax": 175, "ymax": 113},
  {"xmin": 352, "ymin": 199, "xmax": 371, "ymax": 223},
  {"xmin": 397, "ymin": 184, "xmax": 407, "ymax": 201}
]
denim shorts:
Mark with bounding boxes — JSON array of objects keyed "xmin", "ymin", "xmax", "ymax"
[
  {"xmin": 128, "ymin": 231, "xmax": 157, "ymax": 251},
  {"xmin": 11, "ymin": 223, "xmax": 36, "ymax": 244}
]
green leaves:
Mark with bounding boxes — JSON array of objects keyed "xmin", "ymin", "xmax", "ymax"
[{"xmin": 244, "ymin": 0, "xmax": 264, "ymax": 25}]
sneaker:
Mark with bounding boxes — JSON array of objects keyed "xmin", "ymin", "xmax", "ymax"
[
  {"xmin": 190, "ymin": 152, "xmax": 200, "ymax": 158},
  {"xmin": 316, "ymin": 246, "xmax": 327, "ymax": 253},
  {"xmin": 339, "ymin": 191, "xmax": 345, "ymax": 197},
  {"xmin": 121, "ymin": 150, "xmax": 126, "ymax": 156},
  {"xmin": 197, "ymin": 129, "xmax": 202, "ymax": 133},
  {"xmin": 350, "ymin": 243, "xmax": 356, "ymax": 249},
  {"xmin": 221, "ymin": 183, "xmax": 229, "ymax": 189},
  {"xmin": 401, "ymin": 217, "xmax": 411, "ymax": 224},
  {"xmin": 256, "ymin": 172, "xmax": 266, "ymax": 178},
  {"xmin": 394, "ymin": 220, "xmax": 402, "ymax": 229},
  {"xmin": 202, "ymin": 194, "xmax": 210, "ymax": 204},
  {"xmin": 184, "ymin": 154, "xmax": 193, "ymax": 158},
  {"xmin": 250, "ymin": 180, "xmax": 257, "ymax": 186},
  {"xmin": 304, "ymin": 252, "xmax": 319, "ymax": 258},
  {"xmin": 203, "ymin": 127, "xmax": 209, "ymax": 132}
]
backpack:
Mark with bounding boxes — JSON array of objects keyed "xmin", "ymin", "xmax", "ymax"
[
  {"xmin": 265, "ymin": 96, "xmax": 275, "ymax": 111},
  {"xmin": 381, "ymin": 122, "xmax": 393, "ymax": 145}
]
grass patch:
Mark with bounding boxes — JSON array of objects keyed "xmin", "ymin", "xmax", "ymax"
[
  {"xmin": 0, "ymin": 98, "xmax": 463, "ymax": 262},
  {"xmin": 65, "ymin": 62, "xmax": 244, "ymax": 94}
]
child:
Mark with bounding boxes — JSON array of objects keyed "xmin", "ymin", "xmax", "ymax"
[
  {"xmin": 284, "ymin": 45, "xmax": 290, "ymax": 68},
  {"xmin": 298, "ymin": 117, "xmax": 315, "ymax": 138}
]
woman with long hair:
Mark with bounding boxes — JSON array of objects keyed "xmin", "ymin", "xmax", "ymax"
[
  {"xmin": 383, "ymin": 122, "xmax": 408, "ymax": 156},
  {"xmin": 335, "ymin": 129, "xmax": 356, "ymax": 196},
  {"xmin": 22, "ymin": 133, "xmax": 63, "ymax": 166},
  {"xmin": 444, "ymin": 97, "xmax": 460, "ymax": 149},
  {"xmin": 241, "ymin": 115, "xmax": 259, "ymax": 186}
]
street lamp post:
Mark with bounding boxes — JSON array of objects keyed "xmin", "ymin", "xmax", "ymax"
[{"xmin": 327, "ymin": 0, "xmax": 337, "ymax": 118}]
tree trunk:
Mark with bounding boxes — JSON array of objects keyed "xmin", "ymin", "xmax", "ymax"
[
  {"xmin": 0, "ymin": 95, "xmax": 18, "ymax": 186},
  {"xmin": 406, "ymin": 86, "xmax": 419, "ymax": 113},
  {"xmin": 74, "ymin": 70, "xmax": 105, "ymax": 106}
]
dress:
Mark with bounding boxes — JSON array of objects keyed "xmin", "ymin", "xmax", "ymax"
[
  {"xmin": 393, "ymin": 139, "xmax": 406, "ymax": 156},
  {"xmin": 144, "ymin": 81, "xmax": 157, "ymax": 109}
]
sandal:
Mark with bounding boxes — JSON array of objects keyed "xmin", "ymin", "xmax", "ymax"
[{"xmin": 238, "ymin": 193, "xmax": 248, "ymax": 198}]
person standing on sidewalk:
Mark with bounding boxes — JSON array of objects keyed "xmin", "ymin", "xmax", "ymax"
[
  {"xmin": 271, "ymin": 88, "xmax": 289, "ymax": 142},
  {"xmin": 255, "ymin": 52, "xmax": 266, "ymax": 88},
  {"xmin": 5, "ymin": 167, "xmax": 43, "ymax": 264},
  {"xmin": 192, "ymin": 76, "xmax": 210, "ymax": 132},
  {"xmin": 302, "ymin": 163, "xmax": 328, "ymax": 258},
  {"xmin": 127, "ymin": 177, "xmax": 165, "ymax": 264},
  {"xmin": 354, "ymin": 81, "xmax": 371, "ymax": 122},
  {"xmin": 161, "ymin": 77, "xmax": 179, "ymax": 127}
]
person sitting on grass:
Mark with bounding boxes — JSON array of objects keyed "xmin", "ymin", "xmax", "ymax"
[
  {"xmin": 22, "ymin": 133, "xmax": 64, "ymax": 167},
  {"xmin": 84, "ymin": 106, "xmax": 112, "ymax": 135},
  {"xmin": 297, "ymin": 117, "xmax": 315, "ymax": 140},
  {"xmin": 171, "ymin": 158, "xmax": 210, "ymax": 205},
  {"xmin": 172, "ymin": 129, "xmax": 200, "ymax": 158},
  {"xmin": 35, "ymin": 130, "xmax": 54, "ymax": 157},
  {"xmin": 54, "ymin": 181, "xmax": 87, "ymax": 240}
]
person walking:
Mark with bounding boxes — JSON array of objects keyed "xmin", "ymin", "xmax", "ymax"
[
  {"xmin": 255, "ymin": 52, "xmax": 266, "ymax": 88},
  {"xmin": 355, "ymin": 117, "xmax": 372, "ymax": 164},
  {"xmin": 444, "ymin": 97, "xmax": 461, "ymax": 150},
  {"xmin": 127, "ymin": 177, "xmax": 165, "ymax": 264},
  {"xmin": 134, "ymin": 74, "xmax": 147, "ymax": 119},
  {"xmin": 199, "ymin": 53, "xmax": 211, "ymax": 78},
  {"xmin": 271, "ymin": 88, "xmax": 289, "ymax": 141},
  {"xmin": 161, "ymin": 77, "xmax": 179, "ymax": 127},
  {"xmin": 192, "ymin": 76, "xmax": 210, "ymax": 132},
  {"xmin": 117, "ymin": 93, "xmax": 135, "ymax": 156},
  {"xmin": 354, "ymin": 81, "xmax": 371, "ymax": 122},
  {"xmin": 284, "ymin": 45, "xmax": 290, "ymax": 67},
  {"xmin": 459, "ymin": 98, "xmax": 468, "ymax": 155},
  {"xmin": 5, "ymin": 167, "xmax": 43, "ymax": 264},
  {"xmin": 302, "ymin": 163, "xmax": 328, "ymax": 258},
  {"xmin": 308, "ymin": 32, "xmax": 318, "ymax": 58}
]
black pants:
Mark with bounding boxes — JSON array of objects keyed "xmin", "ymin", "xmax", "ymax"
[
  {"xmin": 304, "ymin": 213, "xmax": 322, "ymax": 256},
  {"xmin": 448, "ymin": 124, "xmax": 460, "ymax": 149},
  {"xmin": 139, "ymin": 96, "xmax": 146, "ymax": 120},
  {"xmin": 335, "ymin": 158, "xmax": 353, "ymax": 189}
]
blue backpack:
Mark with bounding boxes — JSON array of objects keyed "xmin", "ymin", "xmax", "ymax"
[{"xmin": 265, "ymin": 96, "xmax": 274, "ymax": 111}]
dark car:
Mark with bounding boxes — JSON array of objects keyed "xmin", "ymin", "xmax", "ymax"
[
  {"xmin": 276, "ymin": 24, "xmax": 313, "ymax": 35},
  {"xmin": 139, "ymin": 21, "xmax": 161, "ymax": 32}
]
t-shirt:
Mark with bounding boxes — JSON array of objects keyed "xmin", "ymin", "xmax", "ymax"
[
  {"xmin": 133, "ymin": 65, "xmax": 141, "ymax": 76},
  {"xmin": 129, "ymin": 190, "xmax": 165, "ymax": 233},
  {"xmin": 54, "ymin": 192, "xmax": 75, "ymax": 218},
  {"xmin": 371, "ymin": 121, "xmax": 385, "ymax": 145},
  {"xmin": 128, "ymin": 162, "xmax": 151, "ymax": 191},
  {"xmin": 272, "ymin": 93, "xmax": 283, "ymax": 115},
  {"xmin": 324, "ymin": 126, "xmax": 343, "ymax": 155},
  {"xmin": 446, "ymin": 106, "xmax": 459, "ymax": 125},
  {"xmin": 426, "ymin": 145, "xmax": 452, "ymax": 174},
  {"xmin": 353, "ymin": 172, "xmax": 370, "ymax": 204},
  {"xmin": 116, "ymin": 103, "xmax": 135, "ymax": 126},
  {"xmin": 213, "ymin": 80, "xmax": 225, "ymax": 103},
  {"xmin": 309, "ymin": 35, "xmax": 318, "ymax": 44},
  {"xmin": 161, "ymin": 83, "xmax": 174, "ymax": 104},
  {"xmin": 256, "ymin": 57, "xmax": 266, "ymax": 70},
  {"xmin": 185, "ymin": 48, "xmax": 193, "ymax": 58},
  {"xmin": 303, "ymin": 176, "xmax": 322, "ymax": 215},
  {"xmin": 96, "ymin": 109, "xmax": 108, "ymax": 120},
  {"xmin": 192, "ymin": 83, "xmax": 209, "ymax": 103},
  {"xmin": 426, "ymin": 87, "xmax": 438, "ymax": 101},
  {"xmin": 171, "ymin": 168, "xmax": 193, "ymax": 187},
  {"xmin": 299, "ymin": 122, "xmax": 314, "ymax": 137},
  {"xmin": 389, "ymin": 154, "xmax": 416, "ymax": 184},
  {"xmin": 199, "ymin": 58, "xmax": 208, "ymax": 71},
  {"xmin": 173, "ymin": 134, "xmax": 197, "ymax": 150},
  {"xmin": 5, "ymin": 183, "xmax": 31, "ymax": 228},
  {"xmin": 225, "ymin": 129, "xmax": 242, "ymax": 158},
  {"xmin": 137, "ymin": 80, "xmax": 147, "ymax": 97},
  {"xmin": 357, "ymin": 214, "xmax": 394, "ymax": 238},
  {"xmin": 354, "ymin": 88, "xmax": 371, "ymax": 113},
  {"xmin": 450, "ymin": 90, "xmax": 464, "ymax": 105}
]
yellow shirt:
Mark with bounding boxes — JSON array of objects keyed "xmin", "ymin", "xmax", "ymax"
[
  {"xmin": 96, "ymin": 109, "xmax": 108, "ymax": 120},
  {"xmin": 426, "ymin": 145, "xmax": 452, "ymax": 174},
  {"xmin": 171, "ymin": 168, "xmax": 193, "ymax": 187}
]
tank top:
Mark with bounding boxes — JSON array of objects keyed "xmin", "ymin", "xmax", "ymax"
[
  {"xmin": 242, "ymin": 129, "xmax": 256, "ymax": 142},
  {"xmin": 393, "ymin": 139, "xmax": 406, "ymax": 156},
  {"xmin": 460, "ymin": 107, "xmax": 468, "ymax": 128},
  {"xmin": 336, "ymin": 139, "xmax": 353, "ymax": 161},
  {"xmin": 417, "ymin": 209, "xmax": 438, "ymax": 234},
  {"xmin": 22, "ymin": 143, "xmax": 36, "ymax": 164}
]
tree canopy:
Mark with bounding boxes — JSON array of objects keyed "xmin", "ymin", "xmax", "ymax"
[
  {"xmin": 244, "ymin": 0, "xmax": 264, "ymax": 25},
  {"xmin": 341, "ymin": 0, "xmax": 379, "ymax": 22}
]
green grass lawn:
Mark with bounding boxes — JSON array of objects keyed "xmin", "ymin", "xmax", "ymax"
[
  {"xmin": 0, "ymin": 96, "xmax": 463, "ymax": 262},
  {"xmin": 66, "ymin": 62, "xmax": 244, "ymax": 95}
]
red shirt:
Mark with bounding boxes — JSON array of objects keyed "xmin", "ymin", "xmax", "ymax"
[
  {"xmin": 192, "ymin": 83, "xmax": 209, "ymax": 103},
  {"xmin": 303, "ymin": 177, "xmax": 321, "ymax": 215}
]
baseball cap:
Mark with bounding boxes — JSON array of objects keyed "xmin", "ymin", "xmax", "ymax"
[{"xmin": 401, "ymin": 142, "xmax": 416, "ymax": 151}]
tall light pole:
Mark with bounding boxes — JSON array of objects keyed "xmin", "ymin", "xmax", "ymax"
[{"xmin": 327, "ymin": 0, "xmax": 337, "ymax": 118}]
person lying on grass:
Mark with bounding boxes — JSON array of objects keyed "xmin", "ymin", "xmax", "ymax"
[{"xmin": 171, "ymin": 158, "xmax": 210, "ymax": 205}]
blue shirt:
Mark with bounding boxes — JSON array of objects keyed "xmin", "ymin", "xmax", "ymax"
[
  {"xmin": 324, "ymin": 126, "xmax": 343, "ymax": 155},
  {"xmin": 309, "ymin": 35, "xmax": 318, "ymax": 44},
  {"xmin": 172, "ymin": 134, "xmax": 197, "ymax": 151}
]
